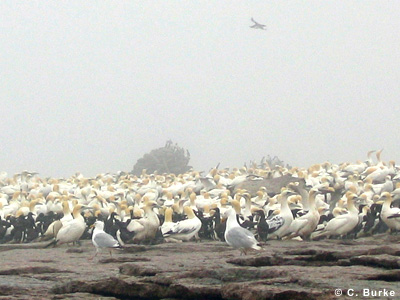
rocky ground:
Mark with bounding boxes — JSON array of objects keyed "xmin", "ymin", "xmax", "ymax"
[{"xmin": 0, "ymin": 234, "xmax": 400, "ymax": 300}]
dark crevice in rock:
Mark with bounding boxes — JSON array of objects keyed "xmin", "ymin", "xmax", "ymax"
[
  {"xmin": 366, "ymin": 270, "xmax": 400, "ymax": 282},
  {"xmin": 227, "ymin": 247, "xmax": 400, "ymax": 269},
  {"xmin": 51, "ymin": 277, "xmax": 224, "ymax": 300},
  {"xmin": 221, "ymin": 281, "xmax": 328, "ymax": 300},
  {"xmin": 51, "ymin": 292, "xmax": 121, "ymax": 299},
  {"xmin": 226, "ymin": 255, "xmax": 278, "ymax": 266},
  {"xmin": 100, "ymin": 257, "xmax": 151, "ymax": 264},
  {"xmin": 283, "ymin": 249, "xmax": 318, "ymax": 256},
  {"xmin": 119, "ymin": 245, "xmax": 148, "ymax": 253},
  {"xmin": 349, "ymin": 255, "xmax": 400, "ymax": 269},
  {"xmin": 120, "ymin": 264, "xmax": 158, "ymax": 276},
  {"xmin": 227, "ymin": 253, "xmax": 341, "ymax": 267},
  {"xmin": 0, "ymin": 266, "xmax": 68, "ymax": 275},
  {"xmin": 0, "ymin": 285, "xmax": 30, "ymax": 296}
]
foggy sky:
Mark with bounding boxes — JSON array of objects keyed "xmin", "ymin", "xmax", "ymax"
[{"xmin": 1, "ymin": 1, "xmax": 399, "ymax": 178}]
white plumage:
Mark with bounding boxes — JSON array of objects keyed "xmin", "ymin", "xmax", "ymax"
[
  {"xmin": 313, "ymin": 193, "xmax": 359, "ymax": 239},
  {"xmin": 162, "ymin": 206, "xmax": 201, "ymax": 242},
  {"xmin": 381, "ymin": 192, "xmax": 400, "ymax": 231},
  {"xmin": 224, "ymin": 208, "xmax": 261, "ymax": 255},
  {"xmin": 90, "ymin": 220, "xmax": 120, "ymax": 260}
]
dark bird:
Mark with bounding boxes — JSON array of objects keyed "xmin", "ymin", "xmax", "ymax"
[
  {"xmin": 253, "ymin": 209, "xmax": 269, "ymax": 242},
  {"xmin": 250, "ymin": 18, "xmax": 267, "ymax": 30}
]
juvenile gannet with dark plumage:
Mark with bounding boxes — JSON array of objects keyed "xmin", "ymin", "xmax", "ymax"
[
  {"xmin": 252, "ymin": 208, "xmax": 269, "ymax": 242},
  {"xmin": 89, "ymin": 220, "xmax": 120, "ymax": 260},
  {"xmin": 224, "ymin": 208, "xmax": 261, "ymax": 255}
]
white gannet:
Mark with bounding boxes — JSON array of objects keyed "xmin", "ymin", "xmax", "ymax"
[
  {"xmin": 162, "ymin": 206, "xmax": 202, "ymax": 242},
  {"xmin": 89, "ymin": 220, "xmax": 120, "ymax": 260},
  {"xmin": 380, "ymin": 192, "xmax": 400, "ymax": 231},
  {"xmin": 160, "ymin": 207, "xmax": 175, "ymax": 241},
  {"xmin": 224, "ymin": 208, "xmax": 261, "ymax": 255},
  {"xmin": 372, "ymin": 176, "xmax": 393, "ymax": 195},
  {"xmin": 312, "ymin": 193, "xmax": 359, "ymax": 239},
  {"xmin": 392, "ymin": 182, "xmax": 400, "ymax": 201},
  {"xmin": 286, "ymin": 189, "xmax": 321, "ymax": 240},
  {"xmin": 128, "ymin": 201, "xmax": 160, "ymax": 244},
  {"xmin": 267, "ymin": 189, "xmax": 295, "ymax": 239},
  {"xmin": 240, "ymin": 193, "xmax": 253, "ymax": 221},
  {"xmin": 40, "ymin": 199, "xmax": 72, "ymax": 241},
  {"xmin": 50, "ymin": 204, "xmax": 87, "ymax": 246}
]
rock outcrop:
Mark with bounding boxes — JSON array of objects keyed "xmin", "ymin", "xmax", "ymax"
[{"xmin": 0, "ymin": 235, "xmax": 399, "ymax": 299}]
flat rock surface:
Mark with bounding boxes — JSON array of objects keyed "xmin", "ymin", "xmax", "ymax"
[{"xmin": 0, "ymin": 234, "xmax": 400, "ymax": 299}]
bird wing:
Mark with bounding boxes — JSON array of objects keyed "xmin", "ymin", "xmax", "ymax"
[
  {"xmin": 266, "ymin": 215, "xmax": 284, "ymax": 233},
  {"xmin": 126, "ymin": 220, "xmax": 145, "ymax": 232},
  {"xmin": 387, "ymin": 213, "xmax": 400, "ymax": 219},
  {"xmin": 94, "ymin": 232, "xmax": 119, "ymax": 248},
  {"xmin": 225, "ymin": 226, "xmax": 259, "ymax": 249},
  {"xmin": 163, "ymin": 219, "xmax": 200, "ymax": 236},
  {"xmin": 57, "ymin": 220, "xmax": 77, "ymax": 236},
  {"xmin": 250, "ymin": 18, "xmax": 266, "ymax": 29},
  {"xmin": 295, "ymin": 210, "xmax": 308, "ymax": 218},
  {"xmin": 386, "ymin": 207, "xmax": 400, "ymax": 219},
  {"xmin": 324, "ymin": 215, "xmax": 352, "ymax": 233},
  {"xmin": 290, "ymin": 218, "xmax": 309, "ymax": 233},
  {"xmin": 56, "ymin": 220, "xmax": 85, "ymax": 243},
  {"xmin": 160, "ymin": 221, "xmax": 176, "ymax": 235}
]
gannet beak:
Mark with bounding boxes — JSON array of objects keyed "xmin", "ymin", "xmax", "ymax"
[{"xmin": 82, "ymin": 205, "xmax": 94, "ymax": 210}]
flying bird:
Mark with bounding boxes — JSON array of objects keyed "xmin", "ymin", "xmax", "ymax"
[{"xmin": 250, "ymin": 18, "xmax": 266, "ymax": 30}]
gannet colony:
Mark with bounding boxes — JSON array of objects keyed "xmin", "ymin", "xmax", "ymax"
[{"xmin": 0, "ymin": 149, "xmax": 399, "ymax": 255}]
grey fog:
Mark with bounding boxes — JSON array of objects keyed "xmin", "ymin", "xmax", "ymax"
[{"xmin": 1, "ymin": 1, "xmax": 399, "ymax": 178}]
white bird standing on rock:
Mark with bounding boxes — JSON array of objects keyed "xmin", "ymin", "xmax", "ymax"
[
  {"xmin": 224, "ymin": 208, "xmax": 262, "ymax": 255},
  {"xmin": 90, "ymin": 220, "xmax": 121, "ymax": 260}
]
